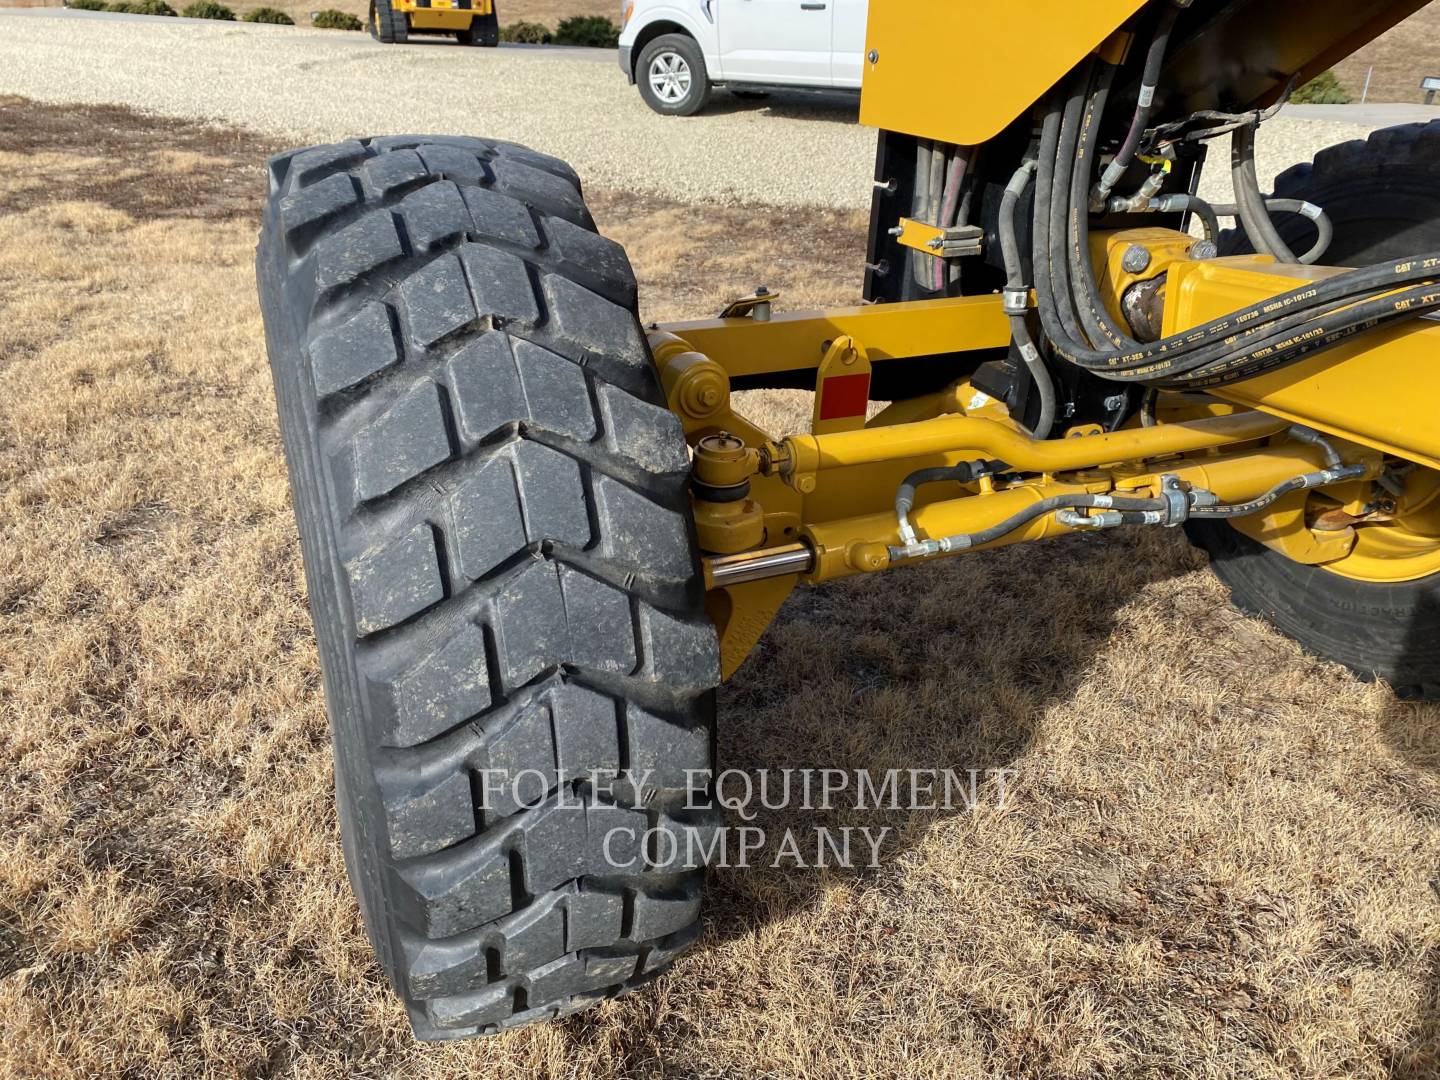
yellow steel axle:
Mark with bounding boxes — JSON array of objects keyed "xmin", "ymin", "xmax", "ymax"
[{"xmin": 662, "ymin": 233, "xmax": 1439, "ymax": 676}]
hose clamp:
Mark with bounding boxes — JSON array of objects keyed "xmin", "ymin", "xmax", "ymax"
[
  {"xmin": 1002, "ymin": 287, "xmax": 1030, "ymax": 315},
  {"xmin": 1159, "ymin": 474, "xmax": 1190, "ymax": 526}
]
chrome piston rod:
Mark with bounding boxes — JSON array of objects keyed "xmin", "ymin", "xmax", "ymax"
[{"xmin": 706, "ymin": 542, "xmax": 815, "ymax": 587}]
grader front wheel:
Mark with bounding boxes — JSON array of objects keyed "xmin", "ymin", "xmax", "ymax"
[
  {"xmin": 1189, "ymin": 122, "xmax": 1440, "ymax": 699},
  {"xmin": 257, "ymin": 136, "xmax": 719, "ymax": 1039}
]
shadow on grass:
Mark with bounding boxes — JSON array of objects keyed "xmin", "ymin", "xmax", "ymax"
[
  {"xmin": 701, "ymin": 529, "xmax": 1184, "ymax": 947},
  {"xmin": 1382, "ymin": 590, "xmax": 1440, "ymax": 1079}
]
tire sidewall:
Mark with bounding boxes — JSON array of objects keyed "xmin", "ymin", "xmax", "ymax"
[
  {"xmin": 1186, "ymin": 517, "xmax": 1440, "ymax": 696},
  {"xmin": 636, "ymin": 33, "xmax": 709, "ymax": 117},
  {"xmin": 1198, "ymin": 121, "xmax": 1440, "ymax": 697},
  {"xmin": 478, "ymin": 10, "xmax": 498, "ymax": 45},
  {"xmin": 370, "ymin": 0, "xmax": 404, "ymax": 42}
]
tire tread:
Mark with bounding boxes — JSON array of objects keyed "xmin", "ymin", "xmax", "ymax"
[{"xmin": 257, "ymin": 135, "xmax": 719, "ymax": 1040}]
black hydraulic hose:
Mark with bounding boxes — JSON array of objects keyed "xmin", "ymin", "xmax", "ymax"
[
  {"xmin": 888, "ymin": 492, "xmax": 1168, "ymax": 561},
  {"xmin": 1209, "ymin": 198, "xmax": 1333, "ymax": 263},
  {"xmin": 1231, "ymin": 124, "xmax": 1298, "ymax": 262},
  {"xmin": 1093, "ymin": 2, "xmax": 1181, "ymax": 205},
  {"xmin": 937, "ymin": 147, "xmax": 969, "ymax": 229},
  {"xmin": 1069, "ymin": 60, "xmax": 1137, "ymax": 351},
  {"xmin": 956, "ymin": 147, "xmax": 980, "ymax": 227},
  {"xmin": 933, "ymin": 148, "xmax": 971, "ymax": 292},
  {"xmin": 950, "ymin": 147, "xmax": 982, "ymax": 291},
  {"xmin": 911, "ymin": 140, "xmax": 936, "ymax": 290},
  {"xmin": 1010, "ymin": 316, "xmax": 1056, "ymax": 440},
  {"xmin": 1189, "ymin": 462, "xmax": 1368, "ymax": 517},
  {"xmin": 1145, "ymin": 280, "xmax": 1440, "ymax": 389},
  {"xmin": 895, "ymin": 463, "xmax": 985, "ymax": 526},
  {"xmin": 1041, "ymin": 247, "xmax": 1440, "ymax": 373},
  {"xmin": 1060, "ymin": 268, "xmax": 1440, "ymax": 383},
  {"xmin": 1031, "ymin": 102, "xmax": 1084, "ymax": 360},
  {"xmin": 1174, "ymin": 195, "xmax": 1221, "ymax": 242},
  {"xmin": 998, "ymin": 159, "xmax": 1058, "ymax": 438},
  {"xmin": 1028, "ymin": 65, "xmax": 1440, "ymax": 389},
  {"xmin": 1112, "ymin": 278, "xmax": 1440, "ymax": 385},
  {"xmin": 1163, "ymin": 282, "xmax": 1440, "ymax": 389},
  {"xmin": 1047, "ymin": 72, "xmax": 1096, "ymax": 351},
  {"xmin": 1139, "ymin": 389, "xmax": 1159, "ymax": 426},
  {"xmin": 998, "ymin": 162, "xmax": 1033, "ymax": 279},
  {"xmin": 960, "ymin": 493, "xmax": 1170, "ymax": 544},
  {"xmin": 1144, "ymin": 193, "xmax": 1221, "ymax": 241},
  {"xmin": 1109, "ymin": 283, "xmax": 1427, "ymax": 382}
]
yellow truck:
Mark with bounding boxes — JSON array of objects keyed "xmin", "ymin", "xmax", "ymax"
[{"xmin": 368, "ymin": 0, "xmax": 496, "ymax": 45}]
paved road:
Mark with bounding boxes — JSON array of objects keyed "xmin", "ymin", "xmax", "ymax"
[
  {"xmin": 1281, "ymin": 102, "xmax": 1440, "ymax": 126},
  {"xmin": 0, "ymin": 10, "xmax": 1432, "ymax": 208},
  {"xmin": 0, "ymin": 10, "xmax": 873, "ymax": 207}
]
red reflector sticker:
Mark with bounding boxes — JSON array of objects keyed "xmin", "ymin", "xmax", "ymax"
[{"xmin": 817, "ymin": 372, "xmax": 871, "ymax": 421}]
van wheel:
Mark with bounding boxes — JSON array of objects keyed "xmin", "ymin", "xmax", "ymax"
[
  {"xmin": 256, "ymin": 135, "xmax": 720, "ymax": 1038},
  {"xmin": 636, "ymin": 33, "xmax": 710, "ymax": 116}
]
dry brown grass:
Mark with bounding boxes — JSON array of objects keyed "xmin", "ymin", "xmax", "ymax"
[
  {"xmin": 3, "ymin": 95, "xmax": 1440, "ymax": 1078},
  {"xmin": 1332, "ymin": 0, "xmax": 1440, "ymax": 103}
]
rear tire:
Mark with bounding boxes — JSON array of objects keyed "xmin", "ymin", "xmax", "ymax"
[
  {"xmin": 636, "ymin": 33, "xmax": 710, "ymax": 117},
  {"xmin": 457, "ymin": 10, "xmax": 498, "ymax": 46},
  {"xmin": 369, "ymin": 0, "xmax": 407, "ymax": 43},
  {"xmin": 1190, "ymin": 120, "xmax": 1440, "ymax": 700},
  {"xmin": 256, "ymin": 136, "xmax": 720, "ymax": 1039}
]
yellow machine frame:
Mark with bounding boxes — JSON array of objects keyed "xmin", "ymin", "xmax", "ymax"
[
  {"xmin": 394, "ymin": 0, "xmax": 491, "ymax": 32},
  {"xmin": 654, "ymin": 238, "xmax": 1439, "ymax": 676},
  {"xmin": 859, "ymin": 0, "xmax": 1429, "ymax": 147},
  {"xmin": 639, "ymin": 0, "xmax": 1440, "ymax": 678}
]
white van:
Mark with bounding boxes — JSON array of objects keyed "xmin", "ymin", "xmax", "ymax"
[{"xmin": 617, "ymin": 0, "xmax": 868, "ymax": 115}]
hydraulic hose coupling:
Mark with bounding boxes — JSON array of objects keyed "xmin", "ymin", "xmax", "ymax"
[
  {"xmin": 894, "ymin": 460, "xmax": 993, "ymax": 548},
  {"xmin": 1281, "ymin": 425, "xmax": 1368, "ymax": 488},
  {"xmin": 887, "ymin": 474, "xmax": 1222, "ymax": 565},
  {"xmin": 1056, "ymin": 509, "xmax": 1135, "ymax": 530},
  {"xmin": 1106, "ymin": 169, "xmax": 1169, "ymax": 214}
]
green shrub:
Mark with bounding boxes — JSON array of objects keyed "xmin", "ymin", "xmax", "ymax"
[
  {"xmin": 68, "ymin": 0, "xmax": 109, "ymax": 10},
  {"xmin": 107, "ymin": 0, "xmax": 177, "ymax": 13},
  {"xmin": 1291, "ymin": 70, "xmax": 1351, "ymax": 105},
  {"xmin": 553, "ymin": 14, "xmax": 618, "ymax": 47},
  {"xmin": 242, "ymin": 5, "xmax": 293, "ymax": 21},
  {"xmin": 500, "ymin": 20, "xmax": 551, "ymax": 44},
  {"xmin": 312, "ymin": 7, "xmax": 361, "ymax": 28},
  {"xmin": 181, "ymin": 0, "xmax": 235, "ymax": 17}
]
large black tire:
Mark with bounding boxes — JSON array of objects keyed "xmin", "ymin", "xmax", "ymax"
[
  {"xmin": 635, "ymin": 33, "xmax": 710, "ymax": 117},
  {"xmin": 369, "ymin": 0, "xmax": 407, "ymax": 43},
  {"xmin": 256, "ymin": 136, "xmax": 721, "ymax": 1039},
  {"xmin": 1189, "ymin": 121, "xmax": 1440, "ymax": 700},
  {"xmin": 457, "ymin": 9, "xmax": 498, "ymax": 46}
]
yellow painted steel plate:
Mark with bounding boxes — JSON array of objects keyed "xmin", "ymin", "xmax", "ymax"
[{"xmin": 859, "ymin": 0, "xmax": 1148, "ymax": 145}]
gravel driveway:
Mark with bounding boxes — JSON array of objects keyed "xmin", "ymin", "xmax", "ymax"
[{"xmin": 0, "ymin": 10, "xmax": 1417, "ymax": 209}]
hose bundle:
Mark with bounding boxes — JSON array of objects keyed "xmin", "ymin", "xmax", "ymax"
[{"xmin": 1001, "ymin": 3, "xmax": 1440, "ymax": 398}]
